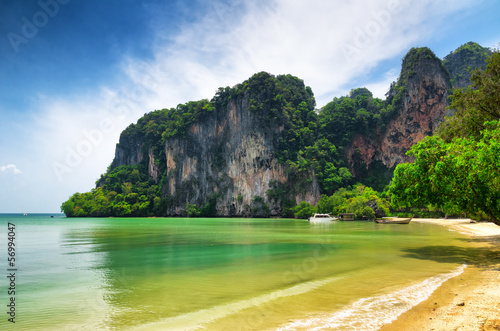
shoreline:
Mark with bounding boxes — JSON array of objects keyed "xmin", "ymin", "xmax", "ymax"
[{"xmin": 379, "ymin": 218, "xmax": 500, "ymax": 331}]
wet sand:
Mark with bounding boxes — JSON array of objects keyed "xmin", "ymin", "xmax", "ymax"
[{"xmin": 379, "ymin": 218, "xmax": 500, "ymax": 331}]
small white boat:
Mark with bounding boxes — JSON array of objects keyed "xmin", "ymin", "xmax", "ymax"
[{"xmin": 308, "ymin": 213, "xmax": 337, "ymax": 223}]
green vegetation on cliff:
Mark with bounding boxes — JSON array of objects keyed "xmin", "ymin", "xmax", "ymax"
[
  {"xmin": 133, "ymin": 100, "xmax": 214, "ymax": 142},
  {"xmin": 63, "ymin": 72, "xmax": 336, "ymax": 217},
  {"xmin": 317, "ymin": 86, "xmax": 402, "ymax": 191},
  {"xmin": 63, "ymin": 71, "xmax": 396, "ymax": 217},
  {"xmin": 62, "ymin": 165, "xmax": 160, "ymax": 217},
  {"xmin": 216, "ymin": 72, "xmax": 355, "ymax": 197},
  {"xmin": 217, "ymin": 72, "xmax": 318, "ymax": 166},
  {"xmin": 390, "ymin": 50, "xmax": 500, "ymax": 224},
  {"xmin": 438, "ymin": 48, "xmax": 500, "ymax": 141},
  {"xmin": 61, "ymin": 44, "xmax": 495, "ymax": 218},
  {"xmin": 443, "ymin": 41, "xmax": 493, "ymax": 88},
  {"xmin": 319, "ymin": 88, "xmax": 384, "ymax": 148}
]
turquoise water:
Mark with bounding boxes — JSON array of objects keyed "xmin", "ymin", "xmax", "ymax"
[{"xmin": 0, "ymin": 214, "xmax": 470, "ymax": 330}]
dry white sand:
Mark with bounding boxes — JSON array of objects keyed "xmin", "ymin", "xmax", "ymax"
[
  {"xmin": 380, "ymin": 218, "xmax": 500, "ymax": 331},
  {"xmin": 412, "ymin": 218, "xmax": 500, "ymax": 237}
]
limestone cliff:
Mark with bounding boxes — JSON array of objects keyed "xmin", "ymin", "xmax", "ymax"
[
  {"xmin": 161, "ymin": 94, "xmax": 318, "ymax": 216},
  {"xmin": 443, "ymin": 41, "xmax": 492, "ymax": 89},
  {"xmin": 347, "ymin": 47, "xmax": 452, "ymax": 177},
  {"xmin": 346, "ymin": 44, "xmax": 492, "ymax": 189},
  {"xmin": 110, "ymin": 73, "xmax": 320, "ymax": 217},
  {"xmin": 64, "ymin": 44, "xmax": 491, "ymax": 218}
]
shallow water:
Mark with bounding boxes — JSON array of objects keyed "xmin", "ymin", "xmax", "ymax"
[{"xmin": 0, "ymin": 214, "xmax": 471, "ymax": 330}]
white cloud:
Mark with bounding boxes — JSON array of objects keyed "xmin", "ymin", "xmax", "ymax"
[
  {"xmin": 31, "ymin": 84, "xmax": 155, "ymax": 191},
  {"xmin": 127, "ymin": 0, "xmax": 478, "ymax": 108},
  {"xmin": 364, "ymin": 68, "xmax": 400, "ymax": 99},
  {"xmin": 0, "ymin": 164, "xmax": 22, "ymax": 174}
]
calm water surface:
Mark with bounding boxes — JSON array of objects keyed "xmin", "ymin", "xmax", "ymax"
[{"xmin": 0, "ymin": 214, "xmax": 470, "ymax": 330}]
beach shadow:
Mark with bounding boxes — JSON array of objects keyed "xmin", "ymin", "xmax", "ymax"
[
  {"xmin": 457, "ymin": 235, "xmax": 500, "ymax": 245},
  {"xmin": 402, "ymin": 244, "xmax": 500, "ymax": 268}
]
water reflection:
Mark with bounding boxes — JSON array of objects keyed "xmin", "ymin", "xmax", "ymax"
[
  {"xmin": 60, "ymin": 218, "xmax": 344, "ymax": 329},
  {"xmin": 56, "ymin": 217, "xmax": 468, "ymax": 330}
]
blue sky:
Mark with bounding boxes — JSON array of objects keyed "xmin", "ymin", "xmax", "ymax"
[{"xmin": 0, "ymin": 0, "xmax": 499, "ymax": 213}]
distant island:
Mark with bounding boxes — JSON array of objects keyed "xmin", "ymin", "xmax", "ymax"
[{"xmin": 61, "ymin": 42, "xmax": 499, "ymax": 224}]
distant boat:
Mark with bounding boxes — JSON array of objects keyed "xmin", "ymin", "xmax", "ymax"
[
  {"xmin": 374, "ymin": 217, "xmax": 412, "ymax": 224},
  {"xmin": 23, "ymin": 213, "xmax": 27, "ymax": 216},
  {"xmin": 309, "ymin": 214, "xmax": 337, "ymax": 223}
]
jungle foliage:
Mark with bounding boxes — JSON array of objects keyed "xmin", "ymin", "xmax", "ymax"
[
  {"xmin": 63, "ymin": 72, "xmax": 377, "ymax": 217},
  {"xmin": 442, "ymin": 41, "xmax": 493, "ymax": 88},
  {"xmin": 61, "ymin": 165, "xmax": 164, "ymax": 217},
  {"xmin": 292, "ymin": 185, "xmax": 390, "ymax": 219},
  {"xmin": 390, "ymin": 50, "xmax": 500, "ymax": 224},
  {"xmin": 59, "ymin": 69, "xmax": 426, "ymax": 217},
  {"xmin": 61, "ymin": 46, "xmax": 495, "ymax": 218}
]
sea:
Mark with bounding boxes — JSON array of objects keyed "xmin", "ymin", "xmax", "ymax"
[{"xmin": 0, "ymin": 214, "xmax": 470, "ymax": 330}]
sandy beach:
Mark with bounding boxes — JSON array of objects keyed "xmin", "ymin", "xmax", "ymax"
[{"xmin": 379, "ymin": 218, "xmax": 500, "ymax": 331}]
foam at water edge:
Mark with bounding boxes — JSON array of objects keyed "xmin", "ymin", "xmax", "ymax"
[{"xmin": 277, "ymin": 264, "xmax": 467, "ymax": 331}]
